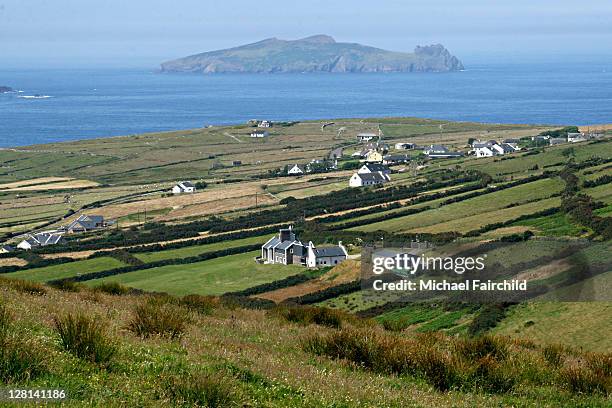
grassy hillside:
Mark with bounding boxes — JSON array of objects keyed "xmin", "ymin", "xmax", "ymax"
[{"xmin": 1, "ymin": 279, "xmax": 610, "ymax": 406}]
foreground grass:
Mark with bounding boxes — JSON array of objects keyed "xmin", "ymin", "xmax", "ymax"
[{"xmin": 1, "ymin": 279, "xmax": 610, "ymax": 407}]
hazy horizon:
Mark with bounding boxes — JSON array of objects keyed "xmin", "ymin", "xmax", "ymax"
[{"xmin": 1, "ymin": 0, "xmax": 612, "ymax": 68}]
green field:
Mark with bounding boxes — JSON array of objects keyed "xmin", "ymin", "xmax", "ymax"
[
  {"xmin": 134, "ymin": 235, "xmax": 267, "ymax": 263},
  {"xmin": 84, "ymin": 251, "xmax": 303, "ymax": 295},
  {"xmin": 352, "ymin": 178, "xmax": 563, "ymax": 233},
  {"xmin": 4, "ymin": 257, "xmax": 125, "ymax": 282}
]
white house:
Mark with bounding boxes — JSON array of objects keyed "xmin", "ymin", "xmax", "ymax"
[
  {"xmin": 261, "ymin": 227, "xmax": 347, "ymax": 267},
  {"xmin": 357, "ymin": 133, "xmax": 377, "ymax": 142},
  {"xmin": 306, "ymin": 241, "xmax": 348, "ymax": 267},
  {"xmin": 568, "ymin": 133, "xmax": 588, "ymax": 143},
  {"xmin": 287, "ymin": 164, "xmax": 304, "ymax": 175},
  {"xmin": 395, "ymin": 142, "xmax": 416, "ymax": 150},
  {"xmin": 358, "ymin": 163, "xmax": 391, "ymax": 179},
  {"xmin": 17, "ymin": 232, "xmax": 64, "ymax": 250},
  {"xmin": 349, "ymin": 172, "xmax": 387, "ymax": 187},
  {"xmin": 0, "ymin": 245, "xmax": 14, "ymax": 254},
  {"xmin": 473, "ymin": 144, "xmax": 495, "ymax": 157},
  {"xmin": 250, "ymin": 130, "xmax": 269, "ymax": 138},
  {"xmin": 172, "ymin": 181, "xmax": 196, "ymax": 194},
  {"xmin": 258, "ymin": 120, "xmax": 272, "ymax": 128}
]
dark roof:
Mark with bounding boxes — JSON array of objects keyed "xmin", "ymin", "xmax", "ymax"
[
  {"xmin": 356, "ymin": 173, "xmax": 386, "ymax": 182},
  {"xmin": 314, "ymin": 246, "xmax": 346, "ymax": 257},
  {"xmin": 180, "ymin": 181, "xmax": 195, "ymax": 188},
  {"xmin": 1, "ymin": 245, "xmax": 14, "ymax": 252},
  {"xmin": 428, "ymin": 144, "xmax": 449, "ymax": 152},
  {"xmin": 384, "ymin": 154, "xmax": 410, "ymax": 161},
  {"xmin": 499, "ymin": 143, "xmax": 515, "ymax": 153},
  {"xmin": 427, "ymin": 152, "xmax": 463, "ymax": 158},
  {"xmin": 31, "ymin": 232, "xmax": 64, "ymax": 246},
  {"xmin": 262, "ymin": 236, "xmax": 281, "ymax": 249},
  {"xmin": 276, "ymin": 240, "xmax": 298, "ymax": 251},
  {"xmin": 361, "ymin": 163, "xmax": 389, "ymax": 172}
]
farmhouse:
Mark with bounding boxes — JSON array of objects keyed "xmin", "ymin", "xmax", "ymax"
[
  {"xmin": 250, "ymin": 130, "xmax": 269, "ymax": 138},
  {"xmin": 365, "ymin": 150, "xmax": 384, "ymax": 163},
  {"xmin": 64, "ymin": 214, "xmax": 107, "ymax": 233},
  {"xmin": 287, "ymin": 164, "xmax": 305, "ymax": 175},
  {"xmin": 17, "ymin": 232, "xmax": 65, "ymax": 250},
  {"xmin": 357, "ymin": 133, "xmax": 377, "ymax": 142},
  {"xmin": 568, "ymin": 133, "xmax": 588, "ymax": 143},
  {"xmin": 383, "ymin": 154, "xmax": 410, "ymax": 165},
  {"xmin": 258, "ymin": 120, "xmax": 272, "ymax": 128},
  {"xmin": 549, "ymin": 137, "xmax": 566, "ymax": 146},
  {"xmin": 395, "ymin": 142, "xmax": 416, "ymax": 150},
  {"xmin": 358, "ymin": 162, "xmax": 391, "ymax": 178},
  {"xmin": 261, "ymin": 227, "xmax": 347, "ymax": 267},
  {"xmin": 349, "ymin": 172, "xmax": 387, "ymax": 187},
  {"xmin": 0, "ymin": 244, "xmax": 14, "ymax": 254},
  {"xmin": 172, "ymin": 181, "xmax": 196, "ymax": 194}
]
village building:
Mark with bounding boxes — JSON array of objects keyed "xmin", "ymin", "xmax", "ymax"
[
  {"xmin": 172, "ymin": 181, "xmax": 196, "ymax": 194},
  {"xmin": 424, "ymin": 145, "xmax": 449, "ymax": 155},
  {"xmin": 383, "ymin": 154, "xmax": 410, "ymax": 165},
  {"xmin": 567, "ymin": 133, "xmax": 588, "ymax": 143},
  {"xmin": 471, "ymin": 140, "xmax": 514, "ymax": 157},
  {"xmin": 64, "ymin": 214, "xmax": 107, "ymax": 233},
  {"xmin": 357, "ymin": 133, "xmax": 377, "ymax": 142},
  {"xmin": 549, "ymin": 137, "xmax": 567, "ymax": 146},
  {"xmin": 365, "ymin": 150, "xmax": 383, "ymax": 163},
  {"xmin": 232, "ymin": 160, "xmax": 242, "ymax": 166},
  {"xmin": 261, "ymin": 227, "xmax": 347, "ymax": 267},
  {"xmin": 358, "ymin": 163, "xmax": 391, "ymax": 179},
  {"xmin": 258, "ymin": 120, "xmax": 272, "ymax": 128},
  {"xmin": 473, "ymin": 143, "xmax": 495, "ymax": 157},
  {"xmin": 287, "ymin": 164, "xmax": 305, "ymax": 175},
  {"xmin": 0, "ymin": 244, "xmax": 14, "ymax": 254},
  {"xmin": 250, "ymin": 130, "xmax": 269, "ymax": 138},
  {"xmin": 395, "ymin": 142, "xmax": 416, "ymax": 150},
  {"xmin": 349, "ymin": 172, "xmax": 387, "ymax": 187},
  {"xmin": 17, "ymin": 232, "xmax": 65, "ymax": 250}
]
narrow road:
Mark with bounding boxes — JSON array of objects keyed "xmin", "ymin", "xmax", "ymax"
[{"xmin": 224, "ymin": 132, "xmax": 243, "ymax": 143}]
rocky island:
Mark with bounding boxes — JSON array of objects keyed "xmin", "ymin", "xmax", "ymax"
[
  {"xmin": 160, "ymin": 35, "xmax": 463, "ymax": 74},
  {"xmin": 0, "ymin": 86, "xmax": 13, "ymax": 93}
]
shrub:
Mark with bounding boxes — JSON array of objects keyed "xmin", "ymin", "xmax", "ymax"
[
  {"xmin": 93, "ymin": 282, "xmax": 131, "ymax": 295},
  {"xmin": 0, "ymin": 303, "xmax": 47, "ymax": 382},
  {"xmin": 0, "ymin": 335, "xmax": 47, "ymax": 383},
  {"xmin": 542, "ymin": 344, "xmax": 565, "ymax": 367},
  {"xmin": 163, "ymin": 371, "xmax": 240, "ymax": 407},
  {"xmin": 179, "ymin": 294, "xmax": 218, "ymax": 315},
  {"xmin": 49, "ymin": 279, "xmax": 82, "ymax": 292},
  {"xmin": 271, "ymin": 305, "xmax": 349, "ymax": 329},
  {"xmin": 0, "ymin": 277, "xmax": 47, "ymax": 296},
  {"xmin": 470, "ymin": 355, "xmax": 515, "ymax": 393},
  {"xmin": 54, "ymin": 313, "xmax": 117, "ymax": 365},
  {"xmin": 128, "ymin": 298, "xmax": 190, "ymax": 339},
  {"xmin": 456, "ymin": 335, "xmax": 508, "ymax": 361},
  {"xmin": 560, "ymin": 366, "xmax": 608, "ymax": 394}
]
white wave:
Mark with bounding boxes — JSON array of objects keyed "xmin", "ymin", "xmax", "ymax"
[{"xmin": 18, "ymin": 95, "xmax": 53, "ymax": 99}]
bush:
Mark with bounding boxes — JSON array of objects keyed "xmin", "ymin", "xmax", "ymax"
[
  {"xmin": 128, "ymin": 298, "xmax": 190, "ymax": 339},
  {"xmin": 49, "ymin": 279, "xmax": 82, "ymax": 292},
  {"xmin": 542, "ymin": 344, "xmax": 565, "ymax": 367},
  {"xmin": 456, "ymin": 335, "xmax": 508, "ymax": 362},
  {"xmin": 271, "ymin": 305, "xmax": 349, "ymax": 329},
  {"xmin": 0, "ymin": 277, "xmax": 47, "ymax": 296},
  {"xmin": 0, "ymin": 302, "xmax": 47, "ymax": 382},
  {"xmin": 560, "ymin": 366, "xmax": 608, "ymax": 394},
  {"xmin": 163, "ymin": 371, "xmax": 240, "ymax": 407},
  {"xmin": 179, "ymin": 294, "xmax": 218, "ymax": 315},
  {"xmin": 54, "ymin": 313, "xmax": 117, "ymax": 365},
  {"xmin": 93, "ymin": 282, "xmax": 131, "ymax": 295},
  {"xmin": 0, "ymin": 335, "xmax": 47, "ymax": 383}
]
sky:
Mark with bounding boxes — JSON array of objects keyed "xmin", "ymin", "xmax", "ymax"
[{"xmin": 1, "ymin": 0, "xmax": 612, "ymax": 67}]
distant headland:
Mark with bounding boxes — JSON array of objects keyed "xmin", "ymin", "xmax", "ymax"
[
  {"xmin": 160, "ymin": 35, "xmax": 464, "ymax": 74},
  {"xmin": 0, "ymin": 86, "xmax": 13, "ymax": 93}
]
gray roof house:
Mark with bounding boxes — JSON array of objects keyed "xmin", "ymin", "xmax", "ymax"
[
  {"xmin": 261, "ymin": 227, "xmax": 347, "ymax": 267},
  {"xmin": 0, "ymin": 244, "xmax": 14, "ymax": 254},
  {"xmin": 64, "ymin": 214, "xmax": 106, "ymax": 233},
  {"xmin": 17, "ymin": 232, "xmax": 65, "ymax": 250}
]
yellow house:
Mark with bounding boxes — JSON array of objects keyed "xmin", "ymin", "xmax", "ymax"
[{"xmin": 365, "ymin": 150, "xmax": 383, "ymax": 163}]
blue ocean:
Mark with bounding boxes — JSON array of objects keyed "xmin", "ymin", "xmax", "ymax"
[{"xmin": 1, "ymin": 60, "xmax": 611, "ymax": 147}]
